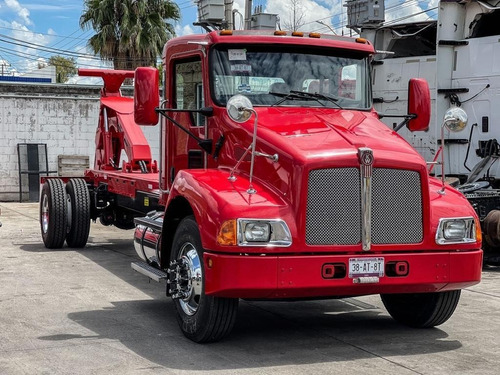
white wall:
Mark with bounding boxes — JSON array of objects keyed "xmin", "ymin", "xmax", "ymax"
[
  {"xmin": 0, "ymin": 82, "xmax": 160, "ymax": 201},
  {"xmin": 21, "ymin": 65, "xmax": 56, "ymax": 83}
]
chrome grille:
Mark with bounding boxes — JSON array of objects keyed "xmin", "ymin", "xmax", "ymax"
[
  {"xmin": 306, "ymin": 168, "xmax": 423, "ymax": 245},
  {"xmin": 306, "ymin": 168, "xmax": 361, "ymax": 245},
  {"xmin": 371, "ymin": 169, "xmax": 422, "ymax": 244}
]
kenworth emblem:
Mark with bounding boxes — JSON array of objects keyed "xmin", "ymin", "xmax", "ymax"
[
  {"xmin": 358, "ymin": 148, "xmax": 373, "ymax": 251},
  {"xmin": 360, "ymin": 150, "xmax": 374, "ymax": 166}
]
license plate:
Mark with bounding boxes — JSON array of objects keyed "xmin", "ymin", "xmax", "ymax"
[{"xmin": 349, "ymin": 257, "xmax": 384, "ymax": 278}]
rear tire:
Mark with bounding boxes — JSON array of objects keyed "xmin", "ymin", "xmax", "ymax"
[
  {"xmin": 40, "ymin": 179, "xmax": 67, "ymax": 249},
  {"xmin": 381, "ymin": 290, "xmax": 461, "ymax": 328},
  {"xmin": 65, "ymin": 178, "xmax": 91, "ymax": 248},
  {"xmin": 170, "ymin": 216, "xmax": 238, "ymax": 343}
]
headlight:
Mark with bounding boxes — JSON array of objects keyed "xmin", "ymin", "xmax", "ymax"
[
  {"xmin": 239, "ymin": 219, "xmax": 292, "ymax": 247},
  {"xmin": 436, "ymin": 217, "xmax": 476, "ymax": 244},
  {"xmin": 243, "ymin": 222, "xmax": 271, "ymax": 242}
]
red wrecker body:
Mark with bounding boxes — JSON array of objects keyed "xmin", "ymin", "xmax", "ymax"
[{"xmin": 40, "ymin": 30, "xmax": 482, "ymax": 342}]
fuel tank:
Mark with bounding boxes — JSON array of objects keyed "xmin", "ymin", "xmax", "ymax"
[{"xmin": 134, "ymin": 211, "xmax": 163, "ymax": 266}]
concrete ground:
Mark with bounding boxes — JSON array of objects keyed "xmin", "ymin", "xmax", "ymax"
[{"xmin": 0, "ymin": 202, "xmax": 499, "ymax": 375}]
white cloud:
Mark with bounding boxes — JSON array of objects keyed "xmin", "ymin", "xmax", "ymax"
[
  {"xmin": 266, "ymin": 0, "xmax": 338, "ymax": 33},
  {"xmin": 4, "ymin": 0, "xmax": 32, "ymax": 26},
  {"xmin": 0, "ymin": 21, "xmax": 53, "ymax": 72},
  {"xmin": 175, "ymin": 24, "xmax": 195, "ymax": 37},
  {"xmin": 427, "ymin": 0, "xmax": 439, "ymax": 9},
  {"xmin": 385, "ymin": 1, "xmax": 432, "ymax": 24},
  {"xmin": 66, "ymin": 45, "xmax": 113, "ymax": 85}
]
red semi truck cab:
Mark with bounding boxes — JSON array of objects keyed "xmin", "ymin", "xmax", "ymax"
[
  {"xmin": 130, "ymin": 30, "xmax": 482, "ymax": 342},
  {"xmin": 39, "ymin": 29, "xmax": 482, "ymax": 343}
]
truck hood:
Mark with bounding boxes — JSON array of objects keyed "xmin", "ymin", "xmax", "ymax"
[{"xmin": 255, "ymin": 107, "xmax": 423, "ymax": 166}]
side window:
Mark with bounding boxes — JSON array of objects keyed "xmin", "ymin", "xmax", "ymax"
[{"xmin": 174, "ymin": 59, "xmax": 205, "ymax": 126}]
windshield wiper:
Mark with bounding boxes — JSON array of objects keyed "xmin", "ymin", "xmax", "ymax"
[
  {"xmin": 270, "ymin": 91, "xmax": 323, "ymax": 106},
  {"xmin": 290, "ymin": 90, "xmax": 344, "ymax": 109},
  {"xmin": 270, "ymin": 90, "xmax": 343, "ymax": 108}
]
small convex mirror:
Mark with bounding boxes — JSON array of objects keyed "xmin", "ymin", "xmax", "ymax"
[
  {"xmin": 226, "ymin": 95, "xmax": 253, "ymax": 123},
  {"xmin": 443, "ymin": 107, "xmax": 467, "ymax": 132}
]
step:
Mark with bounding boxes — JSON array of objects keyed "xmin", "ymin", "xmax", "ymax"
[{"xmin": 131, "ymin": 261, "xmax": 168, "ymax": 283}]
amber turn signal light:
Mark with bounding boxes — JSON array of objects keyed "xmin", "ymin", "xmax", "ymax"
[
  {"xmin": 475, "ymin": 218, "xmax": 482, "ymax": 244},
  {"xmin": 217, "ymin": 219, "xmax": 237, "ymax": 246}
]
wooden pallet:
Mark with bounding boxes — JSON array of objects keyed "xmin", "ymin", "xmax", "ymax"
[{"xmin": 58, "ymin": 155, "xmax": 89, "ymax": 177}]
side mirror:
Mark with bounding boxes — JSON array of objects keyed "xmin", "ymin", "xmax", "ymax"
[
  {"xmin": 438, "ymin": 106, "xmax": 468, "ymax": 194},
  {"xmin": 443, "ymin": 106, "xmax": 467, "ymax": 132},
  {"xmin": 226, "ymin": 95, "xmax": 253, "ymax": 123},
  {"xmin": 134, "ymin": 67, "xmax": 159, "ymax": 125},
  {"xmin": 407, "ymin": 78, "xmax": 430, "ymax": 132}
]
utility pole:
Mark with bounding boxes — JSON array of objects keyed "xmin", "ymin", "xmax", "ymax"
[
  {"xmin": 244, "ymin": 0, "xmax": 253, "ymax": 30},
  {"xmin": 224, "ymin": 0, "xmax": 233, "ymax": 30}
]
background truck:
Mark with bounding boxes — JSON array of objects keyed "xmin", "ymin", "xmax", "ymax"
[
  {"xmin": 346, "ymin": 0, "xmax": 500, "ymax": 264},
  {"xmin": 40, "ymin": 29, "xmax": 482, "ymax": 343}
]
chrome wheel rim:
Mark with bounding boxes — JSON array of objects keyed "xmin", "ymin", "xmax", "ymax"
[
  {"xmin": 177, "ymin": 242, "xmax": 203, "ymax": 316},
  {"xmin": 41, "ymin": 194, "xmax": 49, "ymax": 234}
]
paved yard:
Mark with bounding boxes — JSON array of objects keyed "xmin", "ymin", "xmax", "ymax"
[{"xmin": 0, "ymin": 202, "xmax": 499, "ymax": 374}]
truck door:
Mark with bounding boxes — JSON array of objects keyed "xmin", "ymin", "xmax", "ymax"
[{"xmin": 167, "ymin": 56, "xmax": 207, "ymax": 188}]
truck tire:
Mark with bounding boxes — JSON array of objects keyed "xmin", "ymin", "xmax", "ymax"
[
  {"xmin": 170, "ymin": 216, "xmax": 238, "ymax": 343},
  {"xmin": 381, "ymin": 290, "xmax": 461, "ymax": 328},
  {"xmin": 65, "ymin": 178, "xmax": 91, "ymax": 248},
  {"xmin": 40, "ymin": 178, "xmax": 68, "ymax": 249}
]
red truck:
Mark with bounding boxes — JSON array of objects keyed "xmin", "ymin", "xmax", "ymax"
[{"xmin": 40, "ymin": 30, "xmax": 482, "ymax": 343}]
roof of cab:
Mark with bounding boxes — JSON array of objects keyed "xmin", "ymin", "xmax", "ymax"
[{"xmin": 162, "ymin": 30, "xmax": 375, "ymax": 59}]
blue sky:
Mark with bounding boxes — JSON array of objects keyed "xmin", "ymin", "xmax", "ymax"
[{"xmin": 0, "ymin": 0, "xmax": 437, "ymax": 80}]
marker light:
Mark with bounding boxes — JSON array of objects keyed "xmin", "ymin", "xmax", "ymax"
[
  {"xmin": 476, "ymin": 218, "xmax": 482, "ymax": 244},
  {"xmin": 217, "ymin": 219, "xmax": 237, "ymax": 245}
]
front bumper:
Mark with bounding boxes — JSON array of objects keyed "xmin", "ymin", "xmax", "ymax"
[{"xmin": 203, "ymin": 250, "xmax": 483, "ymax": 298}]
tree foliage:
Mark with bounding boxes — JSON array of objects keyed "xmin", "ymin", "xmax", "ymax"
[
  {"xmin": 48, "ymin": 55, "xmax": 77, "ymax": 83},
  {"xmin": 80, "ymin": 0, "xmax": 180, "ymax": 70}
]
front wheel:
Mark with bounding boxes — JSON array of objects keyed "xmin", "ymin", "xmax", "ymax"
[
  {"xmin": 169, "ymin": 216, "xmax": 238, "ymax": 343},
  {"xmin": 381, "ymin": 290, "xmax": 461, "ymax": 328}
]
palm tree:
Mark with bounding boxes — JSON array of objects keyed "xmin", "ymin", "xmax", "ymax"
[{"xmin": 80, "ymin": 0, "xmax": 180, "ymax": 70}]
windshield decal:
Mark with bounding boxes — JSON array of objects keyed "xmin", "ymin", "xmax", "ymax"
[
  {"xmin": 237, "ymin": 83, "xmax": 252, "ymax": 93},
  {"xmin": 230, "ymin": 64, "xmax": 252, "ymax": 73},
  {"xmin": 228, "ymin": 49, "xmax": 247, "ymax": 61}
]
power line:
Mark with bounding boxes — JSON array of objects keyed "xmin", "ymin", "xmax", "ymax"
[
  {"xmin": 383, "ymin": 7, "xmax": 438, "ymax": 26},
  {"xmin": 0, "ymin": 33, "xmax": 164, "ymax": 64},
  {"xmin": 0, "ymin": 25, "xmax": 90, "ymax": 41},
  {"xmin": 0, "ymin": 45, "xmax": 109, "ymax": 72}
]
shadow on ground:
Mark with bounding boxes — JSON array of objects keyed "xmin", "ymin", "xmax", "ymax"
[
  {"xmin": 21, "ymin": 234, "xmax": 463, "ymax": 371},
  {"xmin": 59, "ymin": 297, "xmax": 461, "ymax": 371}
]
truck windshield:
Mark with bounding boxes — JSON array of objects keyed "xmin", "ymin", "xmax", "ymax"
[{"xmin": 211, "ymin": 45, "xmax": 371, "ymax": 109}]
